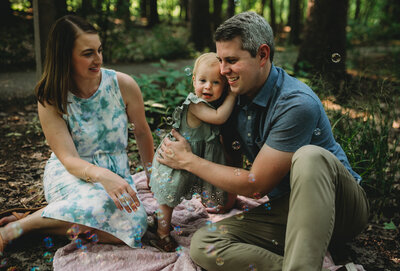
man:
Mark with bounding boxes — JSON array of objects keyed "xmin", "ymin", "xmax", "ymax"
[{"xmin": 157, "ymin": 11, "xmax": 369, "ymax": 271}]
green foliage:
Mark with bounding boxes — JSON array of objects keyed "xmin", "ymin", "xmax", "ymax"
[
  {"xmin": 327, "ymin": 103, "xmax": 399, "ymax": 216},
  {"xmin": 104, "ymin": 24, "xmax": 194, "ymax": 63},
  {"xmin": 133, "ymin": 59, "xmax": 193, "ymax": 128}
]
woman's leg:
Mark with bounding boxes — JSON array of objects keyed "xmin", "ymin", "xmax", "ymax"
[{"xmin": 0, "ymin": 207, "xmax": 123, "ymax": 253}]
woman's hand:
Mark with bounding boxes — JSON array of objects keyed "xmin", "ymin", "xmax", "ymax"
[
  {"xmin": 157, "ymin": 129, "xmax": 193, "ymax": 170},
  {"xmin": 89, "ymin": 166, "xmax": 140, "ymax": 213}
]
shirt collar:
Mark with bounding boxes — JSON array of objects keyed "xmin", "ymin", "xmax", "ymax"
[{"xmin": 237, "ymin": 63, "xmax": 279, "ymax": 108}]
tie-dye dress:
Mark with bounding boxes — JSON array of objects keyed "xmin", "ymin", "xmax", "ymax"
[{"xmin": 41, "ymin": 68, "xmax": 147, "ymax": 248}]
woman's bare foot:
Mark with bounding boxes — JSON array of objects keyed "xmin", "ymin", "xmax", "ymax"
[{"xmin": 0, "ymin": 213, "xmax": 20, "ymax": 227}]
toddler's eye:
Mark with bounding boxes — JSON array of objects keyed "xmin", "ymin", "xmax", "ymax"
[
  {"xmin": 200, "ymin": 79, "xmax": 206, "ymax": 83},
  {"xmin": 213, "ymin": 81, "xmax": 220, "ymax": 84}
]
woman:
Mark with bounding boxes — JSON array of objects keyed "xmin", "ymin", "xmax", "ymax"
[{"xmin": 0, "ymin": 15, "xmax": 154, "ymax": 254}]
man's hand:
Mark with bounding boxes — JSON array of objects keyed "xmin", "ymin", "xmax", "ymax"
[{"xmin": 157, "ymin": 129, "xmax": 193, "ymax": 170}]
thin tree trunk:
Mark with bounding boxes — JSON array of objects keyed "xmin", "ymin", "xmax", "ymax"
[
  {"xmin": 268, "ymin": 0, "xmax": 277, "ymax": 33},
  {"xmin": 227, "ymin": 0, "xmax": 235, "ymax": 19},
  {"xmin": 213, "ymin": 0, "xmax": 223, "ymax": 30},
  {"xmin": 148, "ymin": 0, "xmax": 159, "ymax": 27},
  {"xmin": 190, "ymin": 0, "xmax": 213, "ymax": 51},
  {"xmin": 288, "ymin": 0, "xmax": 301, "ymax": 45},
  {"xmin": 260, "ymin": 0, "xmax": 267, "ymax": 16},
  {"xmin": 354, "ymin": 0, "xmax": 361, "ymax": 19}
]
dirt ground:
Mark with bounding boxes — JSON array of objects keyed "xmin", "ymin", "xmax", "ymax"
[{"xmin": 0, "ymin": 53, "xmax": 399, "ymax": 270}]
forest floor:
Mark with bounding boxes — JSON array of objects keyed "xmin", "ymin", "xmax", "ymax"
[{"xmin": 0, "ymin": 47, "xmax": 399, "ymax": 270}]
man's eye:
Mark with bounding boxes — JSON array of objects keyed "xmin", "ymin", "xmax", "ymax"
[{"xmin": 227, "ymin": 59, "xmax": 237, "ymax": 64}]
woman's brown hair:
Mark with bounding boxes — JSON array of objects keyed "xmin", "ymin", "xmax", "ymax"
[{"xmin": 34, "ymin": 15, "xmax": 98, "ymax": 114}]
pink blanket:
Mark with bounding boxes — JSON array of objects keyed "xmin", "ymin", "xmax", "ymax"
[{"xmin": 53, "ymin": 172, "xmax": 364, "ymax": 271}]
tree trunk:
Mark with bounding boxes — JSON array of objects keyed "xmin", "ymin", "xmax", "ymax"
[
  {"xmin": 260, "ymin": 0, "xmax": 267, "ymax": 16},
  {"xmin": 296, "ymin": 0, "xmax": 349, "ymax": 91},
  {"xmin": 140, "ymin": 0, "xmax": 147, "ymax": 18},
  {"xmin": 226, "ymin": 0, "xmax": 235, "ymax": 19},
  {"xmin": 268, "ymin": 0, "xmax": 277, "ymax": 33},
  {"xmin": 288, "ymin": 0, "xmax": 301, "ymax": 45},
  {"xmin": 354, "ymin": 0, "xmax": 361, "ymax": 19},
  {"xmin": 179, "ymin": 0, "xmax": 189, "ymax": 21},
  {"xmin": 0, "ymin": 0, "xmax": 14, "ymax": 26},
  {"xmin": 80, "ymin": 0, "xmax": 94, "ymax": 18},
  {"xmin": 190, "ymin": 0, "xmax": 213, "ymax": 51},
  {"xmin": 213, "ymin": 0, "xmax": 223, "ymax": 30},
  {"xmin": 148, "ymin": 0, "xmax": 159, "ymax": 27},
  {"xmin": 116, "ymin": 0, "xmax": 132, "ymax": 26}
]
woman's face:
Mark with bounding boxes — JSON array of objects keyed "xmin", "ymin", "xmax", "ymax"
[{"xmin": 71, "ymin": 33, "xmax": 103, "ymax": 81}]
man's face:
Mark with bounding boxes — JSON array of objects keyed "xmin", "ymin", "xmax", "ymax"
[{"xmin": 216, "ymin": 37, "xmax": 263, "ymax": 99}]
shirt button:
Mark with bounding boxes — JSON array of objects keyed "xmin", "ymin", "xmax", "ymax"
[
  {"xmin": 247, "ymin": 115, "xmax": 251, "ymax": 120},
  {"xmin": 247, "ymin": 133, "xmax": 251, "ymax": 137}
]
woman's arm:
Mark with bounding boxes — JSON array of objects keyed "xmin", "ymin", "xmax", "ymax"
[
  {"xmin": 38, "ymin": 102, "xmax": 140, "ymax": 212},
  {"xmin": 189, "ymin": 91, "xmax": 237, "ymax": 125},
  {"xmin": 117, "ymin": 72, "xmax": 154, "ymax": 180}
]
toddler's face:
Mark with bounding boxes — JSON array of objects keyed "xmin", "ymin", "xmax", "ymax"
[{"xmin": 193, "ymin": 63, "xmax": 226, "ymax": 102}]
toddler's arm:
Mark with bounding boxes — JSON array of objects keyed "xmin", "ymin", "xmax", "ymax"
[{"xmin": 189, "ymin": 91, "xmax": 237, "ymax": 125}]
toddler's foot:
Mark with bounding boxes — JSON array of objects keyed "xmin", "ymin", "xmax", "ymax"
[{"xmin": 149, "ymin": 234, "xmax": 178, "ymax": 252}]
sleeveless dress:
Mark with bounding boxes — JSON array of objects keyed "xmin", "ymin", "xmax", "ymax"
[
  {"xmin": 41, "ymin": 68, "xmax": 147, "ymax": 248},
  {"xmin": 149, "ymin": 93, "xmax": 228, "ymax": 208}
]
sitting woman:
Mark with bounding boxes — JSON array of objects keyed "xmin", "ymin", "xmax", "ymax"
[{"xmin": 0, "ymin": 15, "xmax": 154, "ymax": 254}]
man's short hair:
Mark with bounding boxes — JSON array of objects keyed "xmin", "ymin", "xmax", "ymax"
[{"xmin": 214, "ymin": 11, "xmax": 275, "ymax": 62}]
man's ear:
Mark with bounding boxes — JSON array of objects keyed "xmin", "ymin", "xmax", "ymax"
[{"xmin": 258, "ymin": 44, "xmax": 270, "ymax": 66}]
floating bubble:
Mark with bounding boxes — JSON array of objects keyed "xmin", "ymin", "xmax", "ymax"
[
  {"xmin": 234, "ymin": 0, "xmax": 241, "ymax": 6},
  {"xmin": 43, "ymin": 236, "xmax": 54, "ymax": 248},
  {"xmin": 252, "ymin": 192, "xmax": 261, "ymax": 199},
  {"xmin": 192, "ymin": 193, "xmax": 201, "ymax": 200},
  {"xmin": 165, "ymin": 117, "xmax": 174, "ymax": 125},
  {"xmin": 135, "ymin": 165, "xmax": 144, "ymax": 173},
  {"xmin": 43, "ymin": 252, "xmax": 53, "ymax": 263},
  {"xmin": 201, "ymin": 191, "xmax": 210, "ymax": 199},
  {"xmin": 206, "ymin": 221, "xmax": 217, "ymax": 232},
  {"xmin": 74, "ymin": 238, "xmax": 83, "ymax": 249},
  {"xmin": 146, "ymin": 162, "xmax": 152, "ymax": 174},
  {"xmin": 182, "ymin": 132, "xmax": 191, "ymax": 141},
  {"xmin": 204, "ymin": 244, "xmax": 216, "ymax": 256},
  {"xmin": 155, "ymin": 209, "xmax": 165, "ymax": 220},
  {"xmin": 232, "ymin": 141, "xmax": 241, "ymax": 150},
  {"xmin": 235, "ymin": 213, "xmax": 244, "ymax": 220},
  {"xmin": 7, "ymin": 223, "xmax": 23, "ymax": 239},
  {"xmin": 88, "ymin": 233, "xmax": 99, "ymax": 243},
  {"xmin": 248, "ymin": 264, "xmax": 258, "ymax": 271},
  {"xmin": 176, "ymin": 245, "xmax": 184, "ymax": 256},
  {"xmin": 0, "ymin": 259, "xmax": 7, "ymax": 268},
  {"xmin": 233, "ymin": 168, "xmax": 241, "ymax": 176},
  {"xmin": 96, "ymin": 213, "xmax": 107, "ymax": 224},
  {"xmin": 313, "ymin": 128, "xmax": 321, "ymax": 136},
  {"xmin": 155, "ymin": 128, "xmax": 163, "ymax": 138},
  {"xmin": 67, "ymin": 224, "xmax": 80, "ymax": 240},
  {"xmin": 218, "ymin": 225, "xmax": 228, "ymax": 234},
  {"xmin": 272, "ymin": 239, "xmax": 279, "ymax": 246},
  {"xmin": 166, "ymin": 194, "xmax": 174, "ymax": 202},
  {"xmin": 331, "ymin": 53, "xmax": 341, "ymax": 63},
  {"xmin": 160, "ymin": 219, "xmax": 168, "ymax": 228},
  {"xmin": 184, "ymin": 67, "xmax": 192, "ymax": 76},
  {"xmin": 242, "ymin": 204, "xmax": 249, "ymax": 212},
  {"xmin": 264, "ymin": 202, "xmax": 271, "ymax": 211},
  {"xmin": 248, "ymin": 173, "xmax": 255, "ymax": 183},
  {"xmin": 173, "ymin": 226, "xmax": 183, "ymax": 235},
  {"xmin": 128, "ymin": 123, "xmax": 135, "ymax": 131},
  {"xmin": 216, "ymin": 257, "xmax": 225, "ymax": 266},
  {"xmin": 29, "ymin": 268, "xmax": 39, "ymax": 271}
]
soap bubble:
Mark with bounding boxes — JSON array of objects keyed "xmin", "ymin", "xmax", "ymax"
[
  {"xmin": 232, "ymin": 141, "xmax": 241, "ymax": 150},
  {"xmin": 184, "ymin": 67, "xmax": 192, "ymax": 76},
  {"xmin": 331, "ymin": 53, "xmax": 341, "ymax": 63}
]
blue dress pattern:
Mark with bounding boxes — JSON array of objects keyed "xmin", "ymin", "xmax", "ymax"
[{"xmin": 41, "ymin": 68, "xmax": 147, "ymax": 248}]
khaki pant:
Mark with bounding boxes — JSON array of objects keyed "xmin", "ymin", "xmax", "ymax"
[{"xmin": 190, "ymin": 145, "xmax": 369, "ymax": 271}]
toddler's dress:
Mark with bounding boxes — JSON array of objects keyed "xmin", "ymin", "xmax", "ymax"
[
  {"xmin": 41, "ymin": 68, "xmax": 147, "ymax": 247},
  {"xmin": 150, "ymin": 92, "xmax": 228, "ymax": 208}
]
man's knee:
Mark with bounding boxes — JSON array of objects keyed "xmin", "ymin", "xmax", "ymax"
[{"xmin": 190, "ymin": 227, "xmax": 213, "ymax": 268}]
